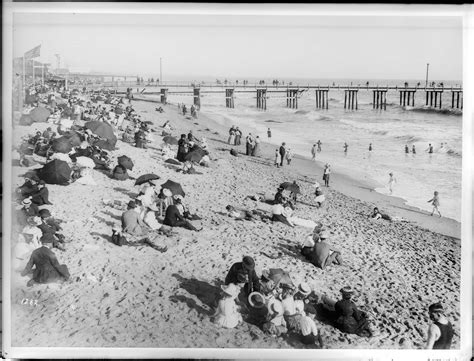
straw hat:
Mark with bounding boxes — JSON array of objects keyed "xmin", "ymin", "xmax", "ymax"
[
  {"xmin": 319, "ymin": 230, "xmax": 330, "ymax": 239},
  {"xmin": 303, "ymin": 235, "xmax": 315, "ymax": 248},
  {"xmin": 248, "ymin": 292, "xmax": 266, "ymax": 309},
  {"xmin": 162, "ymin": 188, "xmax": 172, "ymax": 197},
  {"xmin": 270, "ymin": 300, "xmax": 283, "ymax": 316},
  {"xmin": 298, "ymin": 282, "xmax": 311, "ymax": 296},
  {"xmin": 242, "ymin": 256, "xmax": 255, "ymax": 270},
  {"xmin": 27, "ymin": 216, "xmax": 42, "ymax": 226},
  {"xmin": 22, "ymin": 198, "xmax": 32, "ymax": 206},
  {"xmin": 221, "ymin": 283, "xmax": 240, "ymax": 298}
]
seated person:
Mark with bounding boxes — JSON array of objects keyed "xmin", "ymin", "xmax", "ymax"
[
  {"xmin": 225, "ymin": 256, "xmax": 261, "ymax": 297},
  {"xmin": 112, "ymin": 164, "xmax": 129, "ymax": 180},
  {"xmin": 121, "ymin": 201, "xmax": 146, "ymax": 236},
  {"xmin": 38, "ymin": 209, "xmax": 65, "ymax": 250},
  {"xmin": 304, "ymin": 231, "xmax": 343, "ymax": 270},
  {"xmin": 370, "ymin": 207, "xmax": 392, "ymax": 221},
  {"xmin": 334, "ymin": 286, "xmax": 373, "ymax": 337},
  {"xmin": 274, "ymin": 187, "xmax": 285, "ymax": 205},
  {"xmin": 17, "ymin": 176, "xmax": 40, "ymax": 198},
  {"xmin": 163, "ymin": 197, "xmax": 199, "ymax": 231},
  {"xmin": 314, "ymin": 186, "xmax": 326, "ymax": 207},
  {"xmin": 174, "ymin": 195, "xmax": 201, "ymax": 220},
  {"xmin": 299, "ymin": 312, "xmax": 324, "ymax": 348},
  {"xmin": 30, "ymin": 180, "xmax": 53, "ymax": 206},
  {"xmin": 225, "ymin": 205, "xmax": 255, "ymax": 221},
  {"xmin": 271, "ymin": 202, "xmax": 294, "ymax": 227},
  {"xmin": 21, "ymin": 236, "xmax": 70, "ymax": 287},
  {"xmin": 20, "ymin": 197, "xmax": 40, "ymax": 218}
]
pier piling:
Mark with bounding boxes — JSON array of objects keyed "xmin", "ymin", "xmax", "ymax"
[
  {"xmin": 451, "ymin": 91, "xmax": 462, "ymax": 109},
  {"xmin": 286, "ymin": 89, "xmax": 298, "ymax": 109},
  {"xmin": 225, "ymin": 88, "xmax": 235, "ymax": 108},
  {"xmin": 344, "ymin": 90, "xmax": 358, "ymax": 110},
  {"xmin": 193, "ymin": 88, "xmax": 201, "ymax": 110},
  {"xmin": 315, "ymin": 89, "xmax": 329, "ymax": 109},
  {"xmin": 256, "ymin": 89, "xmax": 267, "ymax": 110},
  {"xmin": 160, "ymin": 88, "xmax": 168, "ymax": 104}
]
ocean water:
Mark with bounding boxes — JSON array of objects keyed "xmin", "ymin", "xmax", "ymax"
[{"xmin": 140, "ymin": 80, "xmax": 463, "ymax": 222}]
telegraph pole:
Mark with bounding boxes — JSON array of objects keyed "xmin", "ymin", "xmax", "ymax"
[
  {"xmin": 425, "ymin": 63, "xmax": 430, "ymax": 87},
  {"xmin": 160, "ymin": 57, "xmax": 162, "ymax": 84}
]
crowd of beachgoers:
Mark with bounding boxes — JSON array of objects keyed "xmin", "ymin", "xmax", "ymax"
[{"xmin": 10, "ymin": 83, "xmax": 459, "ymax": 349}]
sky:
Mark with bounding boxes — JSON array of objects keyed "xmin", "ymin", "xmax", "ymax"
[{"xmin": 10, "ymin": 11, "xmax": 463, "ymax": 81}]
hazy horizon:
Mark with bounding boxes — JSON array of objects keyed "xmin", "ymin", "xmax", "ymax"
[{"xmin": 12, "ymin": 12, "xmax": 463, "ymax": 81}]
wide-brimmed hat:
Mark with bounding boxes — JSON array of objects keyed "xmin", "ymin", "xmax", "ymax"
[
  {"xmin": 39, "ymin": 209, "xmax": 51, "ymax": 218},
  {"xmin": 242, "ymin": 256, "xmax": 255, "ymax": 270},
  {"xmin": 340, "ymin": 286, "xmax": 354, "ymax": 296},
  {"xmin": 248, "ymin": 292, "xmax": 266, "ymax": 309},
  {"xmin": 270, "ymin": 300, "xmax": 283, "ymax": 315},
  {"xmin": 428, "ymin": 302, "xmax": 444, "ymax": 313},
  {"xmin": 298, "ymin": 282, "xmax": 311, "ymax": 296},
  {"xmin": 173, "ymin": 194, "xmax": 183, "ymax": 202},
  {"xmin": 303, "ymin": 235, "xmax": 315, "ymax": 248},
  {"xmin": 261, "ymin": 269, "xmax": 271, "ymax": 280},
  {"xmin": 22, "ymin": 198, "xmax": 32, "ymax": 206},
  {"xmin": 221, "ymin": 283, "xmax": 240, "ymax": 298},
  {"xmin": 27, "ymin": 216, "xmax": 42, "ymax": 226},
  {"xmin": 127, "ymin": 200, "xmax": 136, "ymax": 209},
  {"xmin": 162, "ymin": 188, "xmax": 172, "ymax": 197}
]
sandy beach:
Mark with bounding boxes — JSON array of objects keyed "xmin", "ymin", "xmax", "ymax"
[{"xmin": 9, "ymin": 98, "xmax": 461, "ymax": 349}]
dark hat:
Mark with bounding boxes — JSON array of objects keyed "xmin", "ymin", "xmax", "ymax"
[
  {"xmin": 38, "ymin": 180, "xmax": 46, "ymax": 185},
  {"xmin": 127, "ymin": 200, "xmax": 136, "ymax": 209},
  {"xmin": 428, "ymin": 302, "xmax": 444, "ymax": 313},
  {"xmin": 39, "ymin": 209, "xmax": 51, "ymax": 218},
  {"xmin": 340, "ymin": 286, "xmax": 354, "ymax": 296},
  {"xmin": 242, "ymin": 256, "xmax": 255, "ymax": 270}
]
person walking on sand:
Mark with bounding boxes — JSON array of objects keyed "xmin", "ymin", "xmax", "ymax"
[
  {"xmin": 343, "ymin": 142, "xmax": 348, "ymax": 154},
  {"xmin": 405, "ymin": 144, "xmax": 409, "ymax": 154},
  {"xmin": 279, "ymin": 143, "xmax": 286, "ymax": 167},
  {"xmin": 412, "ymin": 144, "xmax": 416, "ymax": 154},
  {"xmin": 228, "ymin": 128, "xmax": 236, "ymax": 145},
  {"xmin": 388, "ymin": 172, "xmax": 396, "ymax": 194},
  {"xmin": 311, "ymin": 144, "xmax": 317, "ymax": 161},
  {"xmin": 427, "ymin": 191, "xmax": 441, "ymax": 217},
  {"xmin": 252, "ymin": 136, "xmax": 261, "ymax": 156},
  {"xmin": 368, "ymin": 143, "xmax": 373, "ymax": 152},
  {"xmin": 267, "ymin": 128, "xmax": 272, "ymax": 140},
  {"xmin": 425, "ymin": 302, "xmax": 454, "ymax": 349},
  {"xmin": 317, "ymin": 140, "xmax": 322, "ymax": 152},
  {"xmin": 323, "ymin": 164, "xmax": 331, "ymax": 187},
  {"xmin": 286, "ymin": 148, "xmax": 293, "ymax": 165},
  {"xmin": 246, "ymin": 133, "xmax": 254, "ymax": 156},
  {"xmin": 235, "ymin": 127, "xmax": 242, "ymax": 146},
  {"xmin": 426, "ymin": 143, "xmax": 434, "ymax": 154}
]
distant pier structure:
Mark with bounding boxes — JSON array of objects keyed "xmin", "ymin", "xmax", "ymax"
[{"xmin": 126, "ymin": 82, "xmax": 463, "ymax": 112}]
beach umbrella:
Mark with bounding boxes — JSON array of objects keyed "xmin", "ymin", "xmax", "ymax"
[
  {"xmin": 19, "ymin": 114, "xmax": 34, "ymax": 126},
  {"xmin": 85, "ymin": 121, "xmax": 117, "ymax": 149},
  {"xmin": 38, "ymin": 159, "xmax": 71, "ymax": 185},
  {"xmin": 162, "ymin": 136, "xmax": 179, "ymax": 145},
  {"xmin": 135, "ymin": 173, "xmax": 160, "ymax": 186},
  {"xmin": 162, "ymin": 130, "xmax": 172, "ymax": 137},
  {"xmin": 64, "ymin": 131, "xmax": 83, "ymax": 147},
  {"xmin": 51, "ymin": 137, "xmax": 73, "ymax": 154},
  {"xmin": 165, "ymin": 158, "xmax": 181, "ymax": 165},
  {"xmin": 75, "ymin": 156, "xmax": 95, "ymax": 169},
  {"xmin": 185, "ymin": 151, "xmax": 204, "ymax": 163},
  {"xmin": 161, "ymin": 180, "xmax": 185, "ymax": 197},
  {"xmin": 118, "ymin": 155, "xmax": 134, "ymax": 170},
  {"xmin": 29, "ymin": 107, "xmax": 51, "ymax": 123},
  {"xmin": 280, "ymin": 182, "xmax": 301, "ymax": 194}
]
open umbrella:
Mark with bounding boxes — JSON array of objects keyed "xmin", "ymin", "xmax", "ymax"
[
  {"xmin": 38, "ymin": 159, "xmax": 71, "ymax": 185},
  {"xmin": 51, "ymin": 136, "xmax": 73, "ymax": 154},
  {"xmin": 85, "ymin": 121, "xmax": 117, "ymax": 148},
  {"xmin": 29, "ymin": 107, "xmax": 51, "ymax": 123},
  {"xmin": 135, "ymin": 173, "xmax": 160, "ymax": 186},
  {"xmin": 185, "ymin": 151, "xmax": 204, "ymax": 163},
  {"xmin": 118, "ymin": 155, "xmax": 134, "ymax": 170},
  {"xmin": 165, "ymin": 158, "xmax": 181, "ymax": 165},
  {"xmin": 162, "ymin": 136, "xmax": 179, "ymax": 145},
  {"xmin": 75, "ymin": 156, "xmax": 95, "ymax": 169},
  {"xmin": 280, "ymin": 181, "xmax": 300, "ymax": 194},
  {"xmin": 64, "ymin": 131, "xmax": 83, "ymax": 147},
  {"xmin": 161, "ymin": 180, "xmax": 185, "ymax": 197}
]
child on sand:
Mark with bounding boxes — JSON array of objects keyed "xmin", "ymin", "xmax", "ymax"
[
  {"xmin": 213, "ymin": 283, "xmax": 243, "ymax": 329},
  {"xmin": 263, "ymin": 300, "xmax": 287, "ymax": 337},
  {"xmin": 427, "ymin": 191, "xmax": 441, "ymax": 217}
]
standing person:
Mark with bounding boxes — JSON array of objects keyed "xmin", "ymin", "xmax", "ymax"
[
  {"xmin": 279, "ymin": 143, "xmax": 286, "ymax": 167},
  {"xmin": 311, "ymin": 144, "xmax": 316, "ymax": 161},
  {"xmin": 425, "ymin": 302, "xmax": 454, "ymax": 349},
  {"xmin": 235, "ymin": 127, "xmax": 242, "ymax": 146},
  {"xmin": 182, "ymin": 105, "xmax": 187, "ymax": 116},
  {"xmin": 323, "ymin": 164, "xmax": 331, "ymax": 187},
  {"xmin": 388, "ymin": 172, "xmax": 396, "ymax": 194},
  {"xmin": 286, "ymin": 148, "xmax": 293, "ymax": 165},
  {"xmin": 252, "ymin": 136, "xmax": 261, "ymax": 156},
  {"xmin": 412, "ymin": 144, "xmax": 416, "ymax": 154},
  {"xmin": 228, "ymin": 128, "xmax": 236, "ymax": 145},
  {"xmin": 427, "ymin": 143, "xmax": 434, "ymax": 154},
  {"xmin": 317, "ymin": 140, "xmax": 322, "ymax": 152},
  {"xmin": 343, "ymin": 142, "xmax": 348, "ymax": 154},
  {"xmin": 267, "ymin": 128, "xmax": 272, "ymax": 140},
  {"xmin": 405, "ymin": 144, "xmax": 410, "ymax": 154},
  {"xmin": 177, "ymin": 134, "xmax": 189, "ymax": 162},
  {"xmin": 246, "ymin": 134, "xmax": 254, "ymax": 156},
  {"xmin": 368, "ymin": 143, "xmax": 373, "ymax": 152},
  {"xmin": 274, "ymin": 149, "xmax": 280, "ymax": 168},
  {"xmin": 427, "ymin": 191, "xmax": 441, "ymax": 217}
]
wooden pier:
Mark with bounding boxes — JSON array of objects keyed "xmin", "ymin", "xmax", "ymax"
[{"xmin": 118, "ymin": 83, "xmax": 463, "ymax": 112}]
